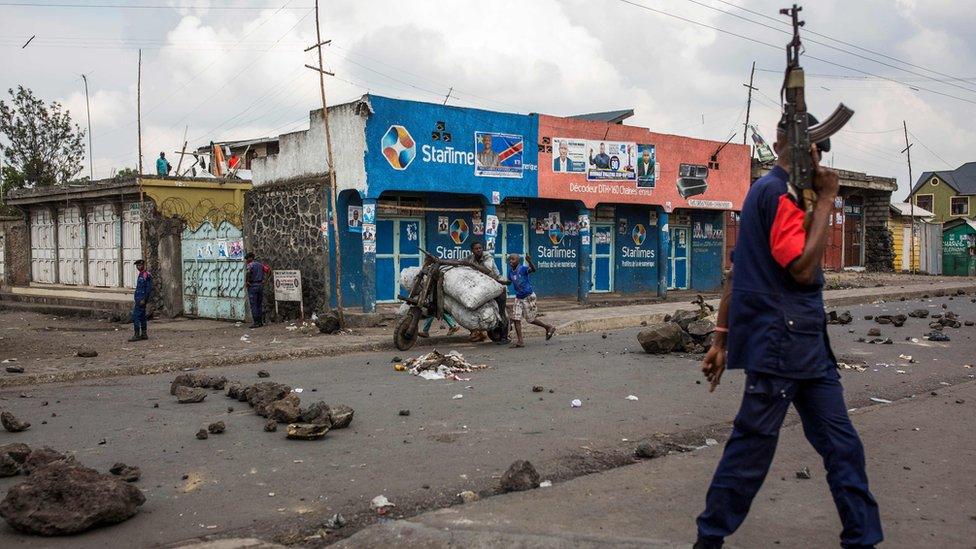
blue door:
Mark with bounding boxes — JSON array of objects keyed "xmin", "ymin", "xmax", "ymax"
[
  {"xmin": 181, "ymin": 221, "xmax": 246, "ymax": 320},
  {"xmin": 497, "ymin": 222, "xmax": 527, "ymax": 296},
  {"xmin": 591, "ymin": 223, "xmax": 613, "ymax": 292},
  {"xmin": 669, "ymin": 226, "xmax": 689, "ymax": 289},
  {"xmin": 376, "ymin": 218, "xmax": 423, "ymax": 302}
]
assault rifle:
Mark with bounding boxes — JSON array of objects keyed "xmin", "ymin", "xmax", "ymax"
[{"xmin": 780, "ymin": 4, "xmax": 854, "ymax": 227}]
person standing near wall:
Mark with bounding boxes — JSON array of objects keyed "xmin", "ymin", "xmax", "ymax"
[
  {"xmin": 129, "ymin": 259, "xmax": 151, "ymax": 342},
  {"xmin": 244, "ymin": 252, "xmax": 270, "ymax": 328},
  {"xmin": 156, "ymin": 152, "xmax": 171, "ymax": 176}
]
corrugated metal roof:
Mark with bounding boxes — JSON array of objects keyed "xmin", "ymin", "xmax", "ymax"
[
  {"xmin": 889, "ymin": 202, "xmax": 934, "ymax": 218},
  {"xmin": 569, "ymin": 109, "xmax": 635, "ymax": 124}
]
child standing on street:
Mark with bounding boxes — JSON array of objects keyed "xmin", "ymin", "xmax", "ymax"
[{"xmin": 505, "ymin": 253, "xmax": 555, "ymax": 348}]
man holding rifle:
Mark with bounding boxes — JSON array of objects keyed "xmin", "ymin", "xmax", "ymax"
[{"xmin": 693, "ymin": 117, "xmax": 883, "ymax": 549}]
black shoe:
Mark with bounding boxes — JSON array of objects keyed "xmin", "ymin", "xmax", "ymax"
[
  {"xmin": 139, "ymin": 333, "xmax": 148, "ymax": 340},
  {"xmin": 249, "ymin": 323, "xmax": 261, "ymax": 329},
  {"xmin": 694, "ymin": 537, "xmax": 723, "ymax": 549},
  {"xmin": 128, "ymin": 334, "xmax": 142, "ymax": 342}
]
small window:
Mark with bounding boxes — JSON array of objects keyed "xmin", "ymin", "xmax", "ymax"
[
  {"xmin": 950, "ymin": 196, "xmax": 969, "ymax": 216},
  {"xmin": 915, "ymin": 195, "xmax": 933, "ymax": 213},
  {"xmin": 931, "ymin": 177, "xmax": 940, "ymax": 186}
]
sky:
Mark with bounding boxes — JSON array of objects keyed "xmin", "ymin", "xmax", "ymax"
[{"xmin": 1, "ymin": 0, "xmax": 974, "ymax": 200}]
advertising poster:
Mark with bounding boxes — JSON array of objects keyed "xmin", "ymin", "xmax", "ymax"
[
  {"xmin": 750, "ymin": 125, "xmax": 776, "ymax": 163},
  {"xmin": 578, "ymin": 213, "xmax": 591, "ymax": 234},
  {"xmin": 217, "ymin": 239, "xmax": 229, "ymax": 259},
  {"xmin": 273, "ymin": 270, "xmax": 303, "ymax": 302},
  {"xmin": 586, "ymin": 140, "xmax": 637, "ymax": 181},
  {"xmin": 485, "ymin": 215, "xmax": 499, "ymax": 237},
  {"xmin": 362, "ymin": 223, "xmax": 376, "ymax": 243},
  {"xmin": 474, "ymin": 131, "xmax": 524, "ymax": 178},
  {"xmin": 437, "ymin": 216, "xmax": 449, "ymax": 234},
  {"xmin": 548, "ymin": 212, "xmax": 561, "ymax": 227},
  {"xmin": 473, "ymin": 219, "xmax": 485, "ymax": 235},
  {"xmin": 348, "ymin": 205, "xmax": 363, "ymax": 233},
  {"xmin": 362, "ymin": 203, "xmax": 376, "ymax": 225},
  {"xmin": 551, "ymin": 138, "xmax": 586, "ymax": 173},
  {"xmin": 648, "ymin": 211, "xmax": 658, "ymax": 226},
  {"xmin": 618, "ymin": 218, "xmax": 628, "ymax": 235},
  {"xmin": 363, "ymin": 241, "xmax": 376, "ymax": 254},
  {"xmin": 636, "ymin": 144, "xmax": 656, "ymax": 188},
  {"xmin": 491, "ymin": 190, "xmax": 501, "ymax": 204}
]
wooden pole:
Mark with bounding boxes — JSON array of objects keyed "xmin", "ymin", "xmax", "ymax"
[
  {"xmin": 174, "ymin": 125, "xmax": 188, "ymax": 176},
  {"xmin": 902, "ymin": 120, "xmax": 915, "ymax": 274},
  {"xmin": 137, "ymin": 49, "xmax": 143, "ymax": 175},
  {"xmin": 81, "ymin": 74, "xmax": 93, "ymax": 180},
  {"xmin": 313, "ymin": 0, "xmax": 345, "ymax": 328},
  {"xmin": 742, "ymin": 61, "xmax": 756, "ymax": 146}
]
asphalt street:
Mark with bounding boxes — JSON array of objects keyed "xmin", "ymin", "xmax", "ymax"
[{"xmin": 0, "ymin": 295, "xmax": 973, "ymax": 547}]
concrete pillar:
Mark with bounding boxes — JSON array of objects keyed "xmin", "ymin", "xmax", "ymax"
[
  {"xmin": 577, "ymin": 206, "xmax": 591, "ymax": 303},
  {"xmin": 361, "ymin": 197, "xmax": 377, "ymax": 313},
  {"xmin": 657, "ymin": 209, "xmax": 670, "ymax": 298},
  {"xmin": 50, "ymin": 205, "xmax": 60, "ymax": 284},
  {"xmin": 79, "ymin": 202, "xmax": 90, "ymax": 286}
]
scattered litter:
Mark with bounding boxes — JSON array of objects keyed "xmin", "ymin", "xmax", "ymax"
[
  {"xmin": 869, "ymin": 397, "xmax": 892, "ymax": 404},
  {"xmin": 705, "ymin": 438, "xmax": 719, "ymax": 446},
  {"xmin": 393, "ymin": 363, "xmax": 406, "ymax": 372},
  {"xmin": 240, "ymin": 335, "xmax": 250, "ymax": 342},
  {"xmin": 539, "ymin": 480, "xmax": 552, "ymax": 488},
  {"xmin": 268, "ymin": 492, "xmax": 275, "ymax": 497},
  {"xmin": 531, "ymin": 385, "xmax": 544, "ymax": 392},
  {"xmin": 625, "ymin": 395, "xmax": 639, "ymax": 401},
  {"xmin": 323, "ymin": 513, "xmax": 345, "ymax": 529},
  {"xmin": 571, "ymin": 399, "xmax": 582, "ymax": 408},
  {"xmin": 925, "ymin": 331, "xmax": 950, "ymax": 342},
  {"xmin": 293, "ymin": 388, "xmax": 304, "ymax": 394},
  {"xmin": 838, "ymin": 362, "xmax": 867, "ymax": 372},
  {"xmin": 370, "ymin": 495, "xmax": 395, "ymax": 512},
  {"xmin": 964, "ymin": 364, "xmax": 973, "ymax": 369},
  {"xmin": 898, "ymin": 354, "xmax": 916, "ymax": 363},
  {"xmin": 398, "ymin": 409, "xmax": 410, "ymax": 416},
  {"xmin": 404, "ymin": 350, "xmax": 487, "ymax": 382},
  {"xmin": 896, "ymin": 370, "xmax": 907, "ymax": 374},
  {"xmin": 795, "ymin": 467, "xmax": 812, "ymax": 480},
  {"xmin": 452, "ymin": 394, "xmax": 464, "ymax": 400},
  {"xmin": 2, "ymin": 359, "xmax": 17, "ymax": 363},
  {"xmin": 285, "ymin": 325, "xmax": 298, "ymax": 331}
]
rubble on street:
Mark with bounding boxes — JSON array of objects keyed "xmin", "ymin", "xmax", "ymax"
[
  {"xmin": 403, "ymin": 349, "xmax": 489, "ymax": 381},
  {"xmin": 637, "ymin": 307, "xmax": 715, "ymax": 355}
]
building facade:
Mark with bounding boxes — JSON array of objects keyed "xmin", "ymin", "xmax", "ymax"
[
  {"xmin": 909, "ymin": 162, "xmax": 976, "ymax": 224},
  {"xmin": 251, "ymin": 94, "xmax": 752, "ymax": 313}
]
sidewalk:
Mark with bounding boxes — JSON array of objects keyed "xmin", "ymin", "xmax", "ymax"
[
  {"xmin": 333, "ymin": 381, "xmax": 976, "ymax": 549},
  {"xmin": 1, "ymin": 278, "xmax": 973, "ymax": 388}
]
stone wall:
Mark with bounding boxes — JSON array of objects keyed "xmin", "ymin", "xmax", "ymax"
[
  {"xmin": 143, "ymin": 202, "xmax": 185, "ymax": 317},
  {"xmin": 0, "ymin": 216, "xmax": 29, "ymax": 287},
  {"xmin": 244, "ymin": 177, "xmax": 331, "ymax": 320},
  {"xmin": 864, "ymin": 191, "xmax": 894, "ymax": 272}
]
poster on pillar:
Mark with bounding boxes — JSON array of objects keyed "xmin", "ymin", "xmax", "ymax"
[
  {"xmin": 362, "ymin": 203, "xmax": 376, "ymax": 225},
  {"xmin": 538, "ymin": 115, "xmax": 751, "ymax": 211}
]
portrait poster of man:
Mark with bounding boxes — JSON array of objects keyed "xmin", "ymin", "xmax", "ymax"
[
  {"xmin": 586, "ymin": 140, "xmax": 637, "ymax": 181},
  {"xmin": 474, "ymin": 131, "xmax": 524, "ymax": 178},
  {"xmin": 551, "ymin": 138, "xmax": 585, "ymax": 173},
  {"xmin": 348, "ymin": 205, "xmax": 362, "ymax": 233},
  {"xmin": 636, "ymin": 144, "xmax": 657, "ymax": 188}
]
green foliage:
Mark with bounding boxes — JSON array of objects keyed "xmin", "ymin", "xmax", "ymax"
[
  {"xmin": 0, "ymin": 86, "xmax": 86, "ymax": 187},
  {"xmin": 114, "ymin": 167, "xmax": 139, "ymax": 180}
]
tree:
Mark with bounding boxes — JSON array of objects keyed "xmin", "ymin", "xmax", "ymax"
[{"xmin": 0, "ymin": 86, "xmax": 86, "ymax": 187}]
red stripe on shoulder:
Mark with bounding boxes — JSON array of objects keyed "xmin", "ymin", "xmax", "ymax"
[{"xmin": 769, "ymin": 194, "xmax": 806, "ymax": 269}]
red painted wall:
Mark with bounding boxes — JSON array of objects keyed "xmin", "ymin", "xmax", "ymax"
[{"xmin": 538, "ymin": 114, "xmax": 752, "ymax": 211}]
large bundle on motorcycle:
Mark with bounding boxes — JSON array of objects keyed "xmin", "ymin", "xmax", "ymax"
[{"xmin": 400, "ymin": 267, "xmax": 503, "ymax": 330}]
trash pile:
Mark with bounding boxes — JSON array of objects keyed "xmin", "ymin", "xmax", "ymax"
[
  {"xmin": 637, "ymin": 305, "xmax": 716, "ymax": 355},
  {"xmin": 0, "ymin": 444, "xmax": 145, "ymax": 535},
  {"xmin": 402, "ymin": 349, "xmax": 488, "ymax": 381},
  {"xmin": 171, "ymin": 372, "xmax": 354, "ymax": 441}
]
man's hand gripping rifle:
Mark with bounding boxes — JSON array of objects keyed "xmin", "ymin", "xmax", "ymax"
[{"xmin": 780, "ymin": 4, "xmax": 854, "ymax": 228}]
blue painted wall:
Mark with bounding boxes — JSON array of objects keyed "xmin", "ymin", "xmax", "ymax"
[
  {"xmin": 613, "ymin": 204, "xmax": 660, "ymax": 294},
  {"xmin": 690, "ymin": 209, "xmax": 724, "ymax": 291},
  {"xmin": 332, "ymin": 190, "xmax": 364, "ymax": 308},
  {"xmin": 364, "ymin": 96, "xmax": 538, "ymax": 202},
  {"xmin": 526, "ymin": 200, "xmax": 579, "ymax": 298},
  {"xmin": 424, "ymin": 195, "xmax": 485, "ymax": 261}
]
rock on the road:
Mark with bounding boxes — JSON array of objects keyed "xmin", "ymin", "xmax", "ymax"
[
  {"xmin": 286, "ymin": 423, "xmax": 329, "ymax": 440},
  {"xmin": 22, "ymin": 447, "xmax": 73, "ymax": 474},
  {"xmin": 299, "ymin": 402, "xmax": 333, "ymax": 427},
  {"xmin": 0, "ymin": 443, "xmax": 32, "ymax": 464},
  {"xmin": 109, "ymin": 463, "xmax": 141, "ymax": 483},
  {"xmin": 246, "ymin": 382, "xmax": 291, "ymax": 416},
  {"xmin": 635, "ymin": 440, "xmax": 669, "ymax": 459},
  {"xmin": 0, "ymin": 454, "xmax": 20, "ymax": 477},
  {"xmin": 637, "ymin": 322, "xmax": 685, "ymax": 354},
  {"xmin": 328, "ymin": 404, "xmax": 355, "ymax": 429},
  {"xmin": 0, "ymin": 461, "xmax": 145, "ymax": 535},
  {"xmin": 170, "ymin": 372, "xmax": 227, "ymax": 394},
  {"xmin": 500, "ymin": 460, "xmax": 540, "ymax": 493},
  {"xmin": 268, "ymin": 395, "xmax": 301, "ymax": 424},
  {"xmin": 174, "ymin": 386, "xmax": 208, "ymax": 404},
  {"xmin": 264, "ymin": 419, "xmax": 277, "ymax": 432},
  {"xmin": 207, "ymin": 421, "xmax": 226, "ymax": 435},
  {"xmin": 1, "ymin": 410, "xmax": 31, "ymax": 432}
]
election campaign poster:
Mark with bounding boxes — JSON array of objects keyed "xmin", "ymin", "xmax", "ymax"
[
  {"xmin": 636, "ymin": 144, "xmax": 656, "ymax": 188},
  {"xmin": 551, "ymin": 138, "xmax": 586, "ymax": 173},
  {"xmin": 585, "ymin": 140, "xmax": 637, "ymax": 181},
  {"xmin": 474, "ymin": 131, "xmax": 524, "ymax": 178}
]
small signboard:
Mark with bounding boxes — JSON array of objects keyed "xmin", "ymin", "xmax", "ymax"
[{"xmin": 273, "ymin": 270, "xmax": 304, "ymax": 318}]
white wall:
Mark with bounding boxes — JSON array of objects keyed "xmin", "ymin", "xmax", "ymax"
[{"xmin": 251, "ymin": 97, "xmax": 369, "ymax": 192}]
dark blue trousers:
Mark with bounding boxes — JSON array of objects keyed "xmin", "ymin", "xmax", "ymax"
[
  {"xmin": 248, "ymin": 288, "xmax": 264, "ymax": 325},
  {"xmin": 132, "ymin": 304, "xmax": 147, "ymax": 334},
  {"xmin": 697, "ymin": 370, "xmax": 882, "ymax": 548}
]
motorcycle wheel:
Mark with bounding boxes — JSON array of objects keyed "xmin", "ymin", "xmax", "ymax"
[
  {"xmin": 394, "ymin": 307, "xmax": 422, "ymax": 351},
  {"xmin": 486, "ymin": 325, "xmax": 505, "ymax": 342}
]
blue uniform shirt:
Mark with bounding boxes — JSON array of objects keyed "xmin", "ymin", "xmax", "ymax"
[
  {"xmin": 727, "ymin": 165, "xmax": 836, "ymax": 379},
  {"xmin": 508, "ymin": 264, "xmax": 534, "ymax": 299},
  {"xmin": 246, "ymin": 260, "xmax": 268, "ymax": 289},
  {"xmin": 134, "ymin": 270, "xmax": 152, "ymax": 303}
]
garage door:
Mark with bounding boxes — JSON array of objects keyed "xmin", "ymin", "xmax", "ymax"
[
  {"xmin": 122, "ymin": 203, "xmax": 143, "ymax": 289},
  {"xmin": 87, "ymin": 204, "xmax": 120, "ymax": 287},
  {"xmin": 30, "ymin": 209, "xmax": 56, "ymax": 284},
  {"xmin": 181, "ymin": 221, "xmax": 246, "ymax": 320},
  {"xmin": 58, "ymin": 206, "xmax": 85, "ymax": 285}
]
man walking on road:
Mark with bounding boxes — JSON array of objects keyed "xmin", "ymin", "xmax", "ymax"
[
  {"xmin": 129, "ymin": 259, "xmax": 151, "ymax": 342},
  {"xmin": 245, "ymin": 252, "xmax": 270, "ymax": 328},
  {"xmin": 504, "ymin": 253, "xmax": 555, "ymax": 348},
  {"xmin": 695, "ymin": 116, "xmax": 882, "ymax": 549}
]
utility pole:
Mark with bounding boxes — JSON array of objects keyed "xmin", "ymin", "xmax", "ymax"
[
  {"xmin": 742, "ymin": 61, "xmax": 757, "ymax": 146},
  {"xmin": 309, "ymin": 0, "xmax": 345, "ymax": 328},
  {"xmin": 901, "ymin": 120, "xmax": 914, "ymax": 274},
  {"xmin": 443, "ymin": 86, "xmax": 453, "ymax": 105},
  {"xmin": 137, "ymin": 49, "xmax": 143, "ymax": 175},
  {"xmin": 81, "ymin": 74, "xmax": 93, "ymax": 180}
]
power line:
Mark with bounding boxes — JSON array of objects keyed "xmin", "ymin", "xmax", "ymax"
[
  {"xmin": 710, "ymin": 0, "xmax": 976, "ymax": 90},
  {"xmin": 754, "ymin": 67, "xmax": 976, "ymax": 83},
  {"xmin": 0, "ymin": 2, "xmax": 310, "ymax": 9},
  {"xmin": 614, "ymin": 0, "xmax": 976, "ymax": 106},
  {"xmin": 907, "ymin": 130, "xmax": 954, "ymax": 168}
]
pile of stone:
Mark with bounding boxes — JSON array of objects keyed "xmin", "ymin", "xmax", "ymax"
[
  {"xmin": 170, "ymin": 372, "xmax": 228, "ymax": 404},
  {"xmin": 0, "ymin": 444, "xmax": 145, "ymax": 535},
  {"xmin": 637, "ymin": 308, "xmax": 716, "ymax": 355},
  {"xmin": 223, "ymin": 378, "xmax": 354, "ymax": 441}
]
